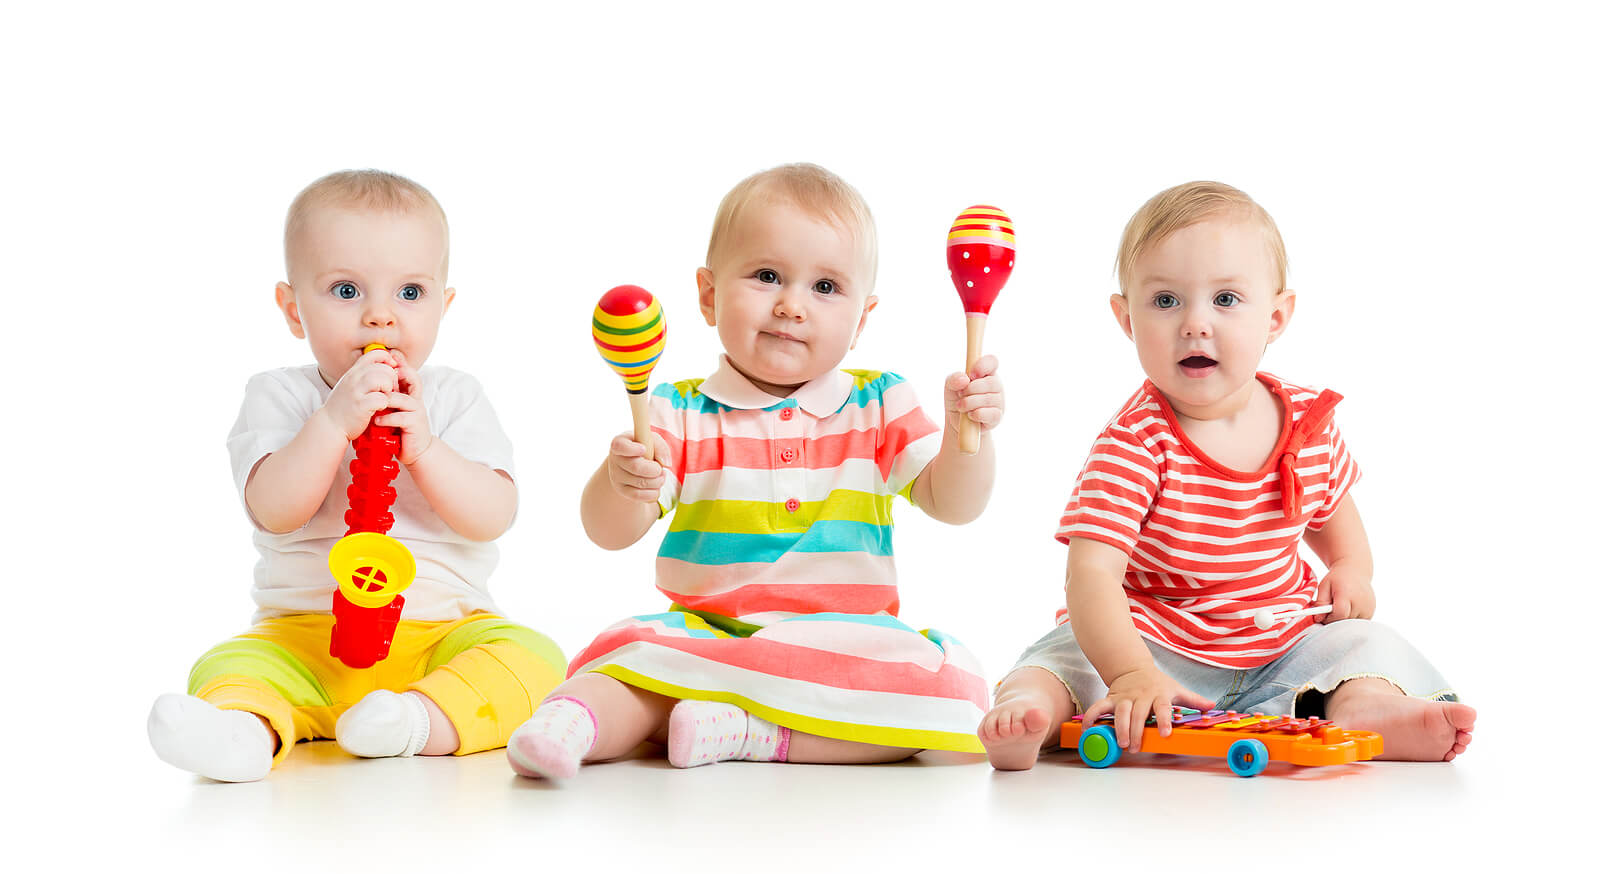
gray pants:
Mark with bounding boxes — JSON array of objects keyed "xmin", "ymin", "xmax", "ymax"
[{"xmin": 1007, "ymin": 619, "xmax": 1458, "ymax": 719}]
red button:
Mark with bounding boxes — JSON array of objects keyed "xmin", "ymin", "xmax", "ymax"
[
  {"xmin": 784, "ymin": 498, "xmax": 800, "ymax": 512},
  {"xmin": 779, "ymin": 408, "xmax": 795, "ymax": 420},
  {"xmin": 780, "ymin": 448, "xmax": 796, "ymax": 463}
]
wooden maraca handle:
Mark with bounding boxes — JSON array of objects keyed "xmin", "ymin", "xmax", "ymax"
[
  {"xmin": 629, "ymin": 392, "xmax": 654, "ymax": 462},
  {"xmin": 960, "ymin": 316, "xmax": 986, "ymax": 454}
]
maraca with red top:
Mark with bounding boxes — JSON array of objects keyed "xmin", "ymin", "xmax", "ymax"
[
  {"xmin": 947, "ymin": 205, "xmax": 1015, "ymax": 454},
  {"xmin": 592, "ymin": 285, "xmax": 667, "ymax": 460},
  {"xmin": 327, "ymin": 343, "xmax": 417, "ymax": 669}
]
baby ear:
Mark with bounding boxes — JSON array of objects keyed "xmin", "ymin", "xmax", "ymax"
[
  {"xmin": 849, "ymin": 294, "xmax": 879, "ymax": 349},
  {"xmin": 1267, "ymin": 288, "xmax": 1297, "ymax": 343},
  {"xmin": 1109, "ymin": 293, "xmax": 1134, "ymax": 341},
  {"xmin": 274, "ymin": 282, "xmax": 306, "ymax": 339},
  {"xmin": 442, "ymin": 286, "xmax": 456, "ymax": 315},
  {"xmin": 696, "ymin": 268, "xmax": 717, "ymax": 326}
]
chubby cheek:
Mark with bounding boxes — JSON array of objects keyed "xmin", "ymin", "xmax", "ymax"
[{"xmin": 1131, "ymin": 331, "xmax": 1172, "ymax": 371}]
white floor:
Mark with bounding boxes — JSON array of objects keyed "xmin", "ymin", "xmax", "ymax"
[{"xmin": 39, "ymin": 730, "xmax": 1579, "ymax": 871}]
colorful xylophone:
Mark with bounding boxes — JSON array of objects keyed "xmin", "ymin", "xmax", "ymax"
[{"xmin": 1061, "ymin": 707, "xmax": 1383, "ymax": 777}]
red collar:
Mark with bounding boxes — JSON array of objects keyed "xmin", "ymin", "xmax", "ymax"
[{"xmin": 1146, "ymin": 374, "xmax": 1342, "ymax": 519}]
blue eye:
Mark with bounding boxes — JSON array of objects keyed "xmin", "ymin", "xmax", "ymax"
[
  {"xmin": 333, "ymin": 282, "xmax": 359, "ymax": 300},
  {"xmin": 1154, "ymin": 292, "xmax": 1179, "ymax": 309},
  {"xmin": 756, "ymin": 269, "xmax": 779, "ymax": 284},
  {"xmin": 1215, "ymin": 291, "xmax": 1239, "ymax": 307},
  {"xmin": 399, "ymin": 284, "xmax": 423, "ymax": 302},
  {"xmin": 814, "ymin": 279, "xmax": 836, "ymax": 295}
]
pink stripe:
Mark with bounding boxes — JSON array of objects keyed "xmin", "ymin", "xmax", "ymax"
[
  {"xmin": 656, "ymin": 552, "xmax": 898, "ymax": 599},
  {"xmin": 678, "ymin": 429, "xmax": 883, "ymax": 474},
  {"xmin": 878, "ymin": 408, "xmax": 938, "ymax": 481},
  {"xmin": 661, "ymin": 380, "xmax": 930, "ymax": 443},
  {"xmin": 665, "ymin": 583, "xmax": 900, "ymax": 620},
  {"xmin": 753, "ymin": 618, "xmax": 951, "ymax": 670},
  {"xmin": 571, "ymin": 625, "xmax": 985, "ymax": 704}
]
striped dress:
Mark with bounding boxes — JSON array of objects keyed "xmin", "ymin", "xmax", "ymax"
[
  {"xmin": 568, "ymin": 357, "xmax": 989, "ymax": 752},
  {"xmin": 1055, "ymin": 373, "xmax": 1361, "ymax": 669}
]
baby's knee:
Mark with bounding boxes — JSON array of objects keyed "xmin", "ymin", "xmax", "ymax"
[{"xmin": 1313, "ymin": 617, "xmax": 1404, "ymax": 652}]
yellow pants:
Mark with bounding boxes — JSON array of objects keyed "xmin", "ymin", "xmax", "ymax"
[{"xmin": 188, "ymin": 613, "xmax": 565, "ymax": 766}]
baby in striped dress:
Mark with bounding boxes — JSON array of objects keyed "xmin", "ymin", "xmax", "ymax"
[
  {"xmin": 506, "ymin": 163, "xmax": 1004, "ymax": 779},
  {"xmin": 980, "ymin": 181, "xmax": 1475, "ymax": 770}
]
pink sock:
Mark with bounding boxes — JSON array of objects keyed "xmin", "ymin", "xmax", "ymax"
[
  {"xmin": 507, "ymin": 696, "xmax": 597, "ymax": 780},
  {"xmin": 667, "ymin": 700, "xmax": 790, "ymax": 768}
]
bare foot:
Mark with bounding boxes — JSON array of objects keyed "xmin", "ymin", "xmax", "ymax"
[
  {"xmin": 979, "ymin": 696, "xmax": 1057, "ymax": 771},
  {"xmin": 1328, "ymin": 686, "xmax": 1476, "ymax": 762}
]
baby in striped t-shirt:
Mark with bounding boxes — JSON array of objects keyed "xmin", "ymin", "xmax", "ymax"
[
  {"xmin": 980, "ymin": 181, "xmax": 1474, "ymax": 770},
  {"xmin": 506, "ymin": 163, "xmax": 1005, "ymax": 780}
]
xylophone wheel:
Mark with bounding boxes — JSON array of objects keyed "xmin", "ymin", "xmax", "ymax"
[
  {"xmin": 1227, "ymin": 738, "xmax": 1269, "ymax": 777},
  {"xmin": 1077, "ymin": 725, "xmax": 1121, "ymax": 769}
]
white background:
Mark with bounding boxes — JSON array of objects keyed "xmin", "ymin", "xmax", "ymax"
[{"xmin": 5, "ymin": 0, "xmax": 1593, "ymax": 868}]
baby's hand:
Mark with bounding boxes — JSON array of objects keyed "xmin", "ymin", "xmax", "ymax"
[
  {"xmin": 375, "ymin": 350, "xmax": 435, "ymax": 465},
  {"xmin": 1315, "ymin": 567, "xmax": 1376, "ymax": 623},
  {"xmin": 1078, "ymin": 665, "xmax": 1215, "ymax": 753},
  {"xmin": 323, "ymin": 348, "xmax": 400, "ymax": 440},
  {"xmin": 607, "ymin": 433, "xmax": 667, "ymax": 504},
  {"xmin": 944, "ymin": 354, "xmax": 1004, "ymax": 433}
]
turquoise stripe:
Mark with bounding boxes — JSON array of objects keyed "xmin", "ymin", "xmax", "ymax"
[
  {"xmin": 600, "ymin": 349, "xmax": 663, "ymax": 371},
  {"xmin": 920, "ymin": 627, "xmax": 963, "ymax": 654},
  {"xmin": 655, "ymin": 371, "xmax": 910, "ymax": 414},
  {"xmin": 842, "ymin": 370, "xmax": 905, "ymax": 410},
  {"xmin": 632, "ymin": 611, "xmax": 722, "ymax": 639},
  {"xmin": 656, "ymin": 381, "xmax": 732, "ymax": 414},
  {"xmin": 659, "ymin": 520, "xmax": 893, "ymax": 565}
]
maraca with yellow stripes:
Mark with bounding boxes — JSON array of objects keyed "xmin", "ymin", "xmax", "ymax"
[
  {"xmin": 947, "ymin": 205, "xmax": 1015, "ymax": 454},
  {"xmin": 593, "ymin": 285, "xmax": 666, "ymax": 459}
]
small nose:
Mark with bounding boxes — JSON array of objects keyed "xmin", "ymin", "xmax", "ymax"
[
  {"xmin": 1181, "ymin": 312, "xmax": 1211, "ymax": 338},
  {"xmin": 773, "ymin": 287, "xmax": 806, "ymax": 321},
  {"xmin": 363, "ymin": 301, "xmax": 396, "ymax": 328}
]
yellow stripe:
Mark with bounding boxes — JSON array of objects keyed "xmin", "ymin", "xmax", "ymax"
[
  {"xmin": 593, "ymin": 305, "xmax": 663, "ymax": 331},
  {"xmin": 597, "ymin": 336, "xmax": 667, "ymax": 364},
  {"xmin": 947, "ymin": 228, "xmax": 1016, "ymax": 243},
  {"xmin": 671, "ymin": 490, "xmax": 896, "ymax": 534},
  {"xmin": 591, "ymin": 665, "xmax": 984, "ymax": 753}
]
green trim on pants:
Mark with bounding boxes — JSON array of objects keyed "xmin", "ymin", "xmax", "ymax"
[
  {"xmin": 188, "ymin": 638, "xmax": 333, "ymax": 709},
  {"xmin": 425, "ymin": 616, "xmax": 567, "ymax": 676}
]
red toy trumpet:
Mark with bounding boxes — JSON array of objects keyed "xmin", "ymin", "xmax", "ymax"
[{"xmin": 327, "ymin": 343, "xmax": 417, "ymax": 669}]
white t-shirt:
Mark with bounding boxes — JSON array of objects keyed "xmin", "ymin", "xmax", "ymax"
[{"xmin": 226, "ymin": 365, "xmax": 515, "ymax": 623}]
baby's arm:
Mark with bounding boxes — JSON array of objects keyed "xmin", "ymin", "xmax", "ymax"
[
  {"xmin": 1068, "ymin": 538, "xmax": 1214, "ymax": 751},
  {"xmin": 405, "ymin": 443, "xmax": 517, "ymax": 542},
  {"xmin": 910, "ymin": 354, "xmax": 1002, "ymax": 524},
  {"xmin": 580, "ymin": 433, "xmax": 668, "ymax": 550},
  {"xmin": 377, "ymin": 352, "xmax": 516, "ymax": 542},
  {"xmin": 244, "ymin": 350, "xmax": 396, "ymax": 533},
  {"xmin": 1302, "ymin": 498, "xmax": 1375, "ymax": 622}
]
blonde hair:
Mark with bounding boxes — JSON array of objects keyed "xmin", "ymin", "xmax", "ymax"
[
  {"xmin": 706, "ymin": 163, "xmax": 878, "ymax": 289},
  {"xmin": 284, "ymin": 169, "xmax": 450, "ymax": 279},
  {"xmin": 1115, "ymin": 181, "xmax": 1287, "ymax": 295}
]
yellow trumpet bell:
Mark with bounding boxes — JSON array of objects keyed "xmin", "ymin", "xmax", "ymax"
[{"xmin": 328, "ymin": 532, "xmax": 416, "ymax": 609}]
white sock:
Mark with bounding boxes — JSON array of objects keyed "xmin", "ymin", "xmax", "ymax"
[
  {"xmin": 336, "ymin": 690, "xmax": 431, "ymax": 758},
  {"xmin": 148, "ymin": 693, "xmax": 274, "ymax": 783},
  {"xmin": 506, "ymin": 696, "xmax": 597, "ymax": 780},
  {"xmin": 667, "ymin": 700, "xmax": 790, "ymax": 768}
]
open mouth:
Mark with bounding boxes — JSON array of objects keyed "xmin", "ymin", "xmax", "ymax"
[{"xmin": 1179, "ymin": 355, "xmax": 1217, "ymax": 375}]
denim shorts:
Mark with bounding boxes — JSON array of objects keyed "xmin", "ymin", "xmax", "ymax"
[{"xmin": 1006, "ymin": 619, "xmax": 1459, "ymax": 719}]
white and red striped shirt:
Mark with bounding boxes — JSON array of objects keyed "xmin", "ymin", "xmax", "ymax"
[{"xmin": 1055, "ymin": 373, "xmax": 1360, "ymax": 668}]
